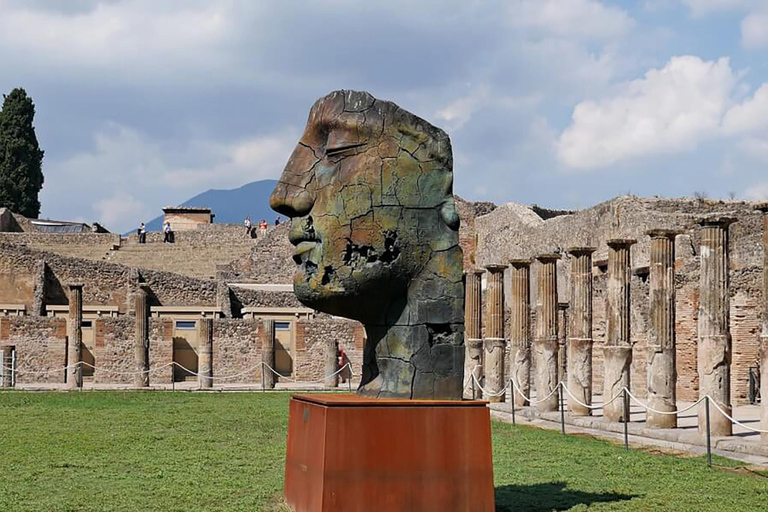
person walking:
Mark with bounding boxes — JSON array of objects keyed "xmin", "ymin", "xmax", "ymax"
[
  {"xmin": 138, "ymin": 222, "xmax": 146, "ymax": 244},
  {"xmin": 244, "ymin": 217, "xmax": 252, "ymax": 238},
  {"xmin": 274, "ymin": 215, "xmax": 281, "ymax": 226},
  {"xmin": 338, "ymin": 346, "xmax": 351, "ymax": 384},
  {"xmin": 259, "ymin": 219, "xmax": 268, "ymax": 237},
  {"xmin": 163, "ymin": 221, "xmax": 173, "ymax": 244}
]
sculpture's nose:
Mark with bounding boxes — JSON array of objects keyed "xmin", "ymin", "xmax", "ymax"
[{"xmin": 269, "ymin": 143, "xmax": 318, "ymax": 218}]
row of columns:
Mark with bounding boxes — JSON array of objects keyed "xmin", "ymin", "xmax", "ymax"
[
  {"xmin": 40, "ymin": 282, "xmax": 219, "ymax": 390},
  {"xmin": 467, "ymin": 214, "xmax": 767, "ymax": 439}
]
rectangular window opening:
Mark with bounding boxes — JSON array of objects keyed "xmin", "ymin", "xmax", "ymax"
[{"xmin": 175, "ymin": 320, "xmax": 197, "ymax": 329}]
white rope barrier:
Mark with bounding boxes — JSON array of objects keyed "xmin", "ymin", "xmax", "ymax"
[
  {"xmin": 624, "ymin": 389, "xmax": 706, "ymax": 416},
  {"xmin": 560, "ymin": 382, "xmax": 624, "ymax": 410},
  {"xmin": 708, "ymin": 398, "xmax": 768, "ymax": 434},
  {"xmin": 506, "ymin": 375, "xmax": 562, "ymax": 404}
]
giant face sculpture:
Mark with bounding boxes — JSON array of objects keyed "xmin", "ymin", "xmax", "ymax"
[{"xmin": 270, "ymin": 90, "xmax": 464, "ymax": 399}]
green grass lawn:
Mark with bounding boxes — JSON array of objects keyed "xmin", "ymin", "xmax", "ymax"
[{"xmin": 0, "ymin": 392, "xmax": 765, "ymax": 512}]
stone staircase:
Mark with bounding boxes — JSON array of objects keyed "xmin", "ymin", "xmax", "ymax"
[{"xmin": 101, "ymin": 239, "xmax": 255, "ymax": 279}]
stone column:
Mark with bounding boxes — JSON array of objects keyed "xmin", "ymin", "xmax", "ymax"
[
  {"xmin": 1, "ymin": 345, "xmax": 14, "ymax": 388},
  {"xmin": 534, "ymin": 254, "xmax": 559, "ymax": 412},
  {"xmin": 567, "ymin": 247, "xmax": 596, "ymax": 416},
  {"xmin": 262, "ymin": 319, "xmax": 276, "ymax": 389},
  {"xmin": 604, "ymin": 239, "xmax": 636, "ymax": 422},
  {"xmin": 484, "ymin": 264, "xmax": 506, "ymax": 403},
  {"xmin": 697, "ymin": 216, "xmax": 736, "ymax": 437},
  {"xmin": 465, "ymin": 269, "xmax": 485, "ymax": 399},
  {"xmin": 758, "ymin": 204, "xmax": 768, "ymax": 441},
  {"xmin": 510, "ymin": 260, "xmax": 531, "ymax": 407},
  {"xmin": 647, "ymin": 230, "xmax": 679, "ymax": 428},
  {"xmin": 133, "ymin": 283, "xmax": 150, "ymax": 388},
  {"xmin": 66, "ymin": 283, "xmax": 83, "ymax": 390},
  {"xmin": 325, "ymin": 338, "xmax": 339, "ymax": 389},
  {"xmin": 198, "ymin": 318, "xmax": 213, "ymax": 388},
  {"xmin": 557, "ymin": 302, "xmax": 569, "ymax": 385}
]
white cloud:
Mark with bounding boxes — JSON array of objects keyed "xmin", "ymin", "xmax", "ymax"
[
  {"xmin": 435, "ymin": 87, "xmax": 541, "ymax": 131},
  {"xmin": 41, "ymin": 123, "xmax": 297, "ymax": 232},
  {"xmin": 92, "ymin": 195, "xmax": 150, "ymax": 229},
  {"xmin": 743, "ymin": 182, "xmax": 768, "ymax": 200},
  {"xmin": 741, "ymin": 8, "xmax": 768, "ymax": 48},
  {"xmin": 558, "ymin": 56, "xmax": 739, "ymax": 170},
  {"xmin": 681, "ymin": 0, "xmax": 751, "ymax": 16},
  {"xmin": 722, "ymin": 83, "xmax": 768, "ymax": 134},
  {"xmin": 508, "ymin": 0, "xmax": 634, "ymax": 40}
]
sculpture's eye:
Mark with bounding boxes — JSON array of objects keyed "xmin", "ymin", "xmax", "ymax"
[{"xmin": 325, "ymin": 142, "xmax": 366, "ymax": 157}]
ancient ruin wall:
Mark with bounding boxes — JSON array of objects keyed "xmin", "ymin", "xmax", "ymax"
[{"xmin": 471, "ymin": 196, "xmax": 764, "ymax": 404}]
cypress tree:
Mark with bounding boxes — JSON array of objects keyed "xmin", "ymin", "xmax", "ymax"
[{"xmin": 0, "ymin": 88, "xmax": 45, "ymax": 218}]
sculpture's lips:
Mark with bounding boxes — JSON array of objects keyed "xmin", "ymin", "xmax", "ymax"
[{"xmin": 293, "ymin": 241, "xmax": 318, "ymax": 264}]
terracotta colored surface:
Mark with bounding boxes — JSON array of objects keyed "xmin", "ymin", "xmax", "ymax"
[{"xmin": 284, "ymin": 394, "xmax": 495, "ymax": 512}]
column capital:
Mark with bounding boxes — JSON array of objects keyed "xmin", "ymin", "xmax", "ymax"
[
  {"xmin": 67, "ymin": 282, "xmax": 84, "ymax": 290},
  {"xmin": 557, "ymin": 302, "xmax": 569, "ymax": 311},
  {"xmin": 484, "ymin": 263, "xmax": 506, "ymax": 273},
  {"xmin": 697, "ymin": 214, "xmax": 737, "ymax": 228},
  {"xmin": 567, "ymin": 246, "xmax": 596, "ymax": 256},
  {"xmin": 508, "ymin": 258, "xmax": 532, "ymax": 267},
  {"xmin": 606, "ymin": 238, "xmax": 637, "ymax": 249},
  {"xmin": 536, "ymin": 253, "xmax": 560, "ymax": 263},
  {"xmin": 646, "ymin": 229, "xmax": 682, "ymax": 240},
  {"xmin": 138, "ymin": 282, "xmax": 152, "ymax": 291},
  {"xmin": 754, "ymin": 202, "xmax": 768, "ymax": 213}
]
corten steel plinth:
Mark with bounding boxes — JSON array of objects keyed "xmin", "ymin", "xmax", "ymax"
[
  {"xmin": 647, "ymin": 230, "xmax": 679, "ymax": 428},
  {"xmin": 262, "ymin": 319, "xmax": 276, "ymax": 389},
  {"xmin": 604, "ymin": 239, "xmax": 635, "ymax": 422},
  {"xmin": 697, "ymin": 217, "xmax": 736, "ymax": 438},
  {"xmin": 465, "ymin": 269, "xmax": 484, "ymax": 399},
  {"xmin": 284, "ymin": 395, "xmax": 495, "ymax": 512},
  {"xmin": 133, "ymin": 283, "xmax": 150, "ymax": 388},
  {"xmin": 509, "ymin": 259, "xmax": 531, "ymax": 407},
  {"xmin": 67, "ymin": 283, "xmax": 84, "ymax": 389},
  {"xmin": 1, "ymin": 345, "xmax": 14, "ymax": 388},
  {"xmin": 567, "ymin": 247, "xmax": 596, "ymax": 416},
  {"xmin": 756, "ymin": 204, "xmax": 768, "ymax": 441},
  {"xmin": 198, "ymin": 318, "xmax": 214, "ymax": 388},
  {"xmin": 557, "ymin": 302, "xmax": 569, "ymax": 386},
  {"xmin": 483, "ymin": 264, "xmax": 506, "ymax": 403},
  {"xmin": 534, "ymin": 254, "xmax": 559, "ymax": 412}
]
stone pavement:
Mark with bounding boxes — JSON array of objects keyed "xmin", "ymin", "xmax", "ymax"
[{"xmin": 490, "ymin": 391, "xmax": 768, "ymax": 467}]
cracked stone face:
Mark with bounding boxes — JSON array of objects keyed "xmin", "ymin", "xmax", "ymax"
[{"xmin": 270, "ymin": 90, "xmax": 464, "ymax": 399}]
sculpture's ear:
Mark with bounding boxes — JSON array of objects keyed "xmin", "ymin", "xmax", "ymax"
[{"xmin": 440, "ymin": 198, "xmax": 460, "ymax": 231}]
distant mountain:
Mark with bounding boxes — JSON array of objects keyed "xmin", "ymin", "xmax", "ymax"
[{"xmin": 144, "ymin": 179, "xmax": 279, "ymax": 232}]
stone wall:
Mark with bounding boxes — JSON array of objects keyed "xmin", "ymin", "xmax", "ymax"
[
  {"xmin": 0, "ymin": 316, "xmax": 67, "ymax": 384},
  {"xmin": 294, "ymin": 314, "xmax": 365, "ymax": 382},
  {"xmin": 212, "ymin": 318, "xmax": 264, "ymax": 383},
  {"xmin": 0, "ymin": 314, "xmax": 367, "ymax": 386},
  {"xmin": 0, "ymin": 232, "xmax": 121, "ymax": 248}
]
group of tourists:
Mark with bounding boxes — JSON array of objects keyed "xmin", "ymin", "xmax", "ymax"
[
  {"xmin": 244, "ymin": 216, "xmax": 281, "ymax": 239},
  {"xmin": 135, "ymin": 214, "xmax": 281, "ymax": 243},
  {"xmin": 134, "ymin": 221, "xmax": 175, "ymax": 244}
]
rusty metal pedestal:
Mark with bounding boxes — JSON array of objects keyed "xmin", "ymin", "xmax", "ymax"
[{"xmin": 284, "ymin": 394, "xmax": 495, "ymax": 512}]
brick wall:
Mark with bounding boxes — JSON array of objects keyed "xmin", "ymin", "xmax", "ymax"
[{"xmin": 293, "ymin": 314, "xmax": 365, "ymax": 382}]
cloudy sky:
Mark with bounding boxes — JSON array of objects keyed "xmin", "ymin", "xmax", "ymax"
[{"xmin": 3, "ymin": 0, "xmax": 768, "ymax": 232}]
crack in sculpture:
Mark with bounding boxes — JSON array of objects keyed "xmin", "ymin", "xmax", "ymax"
[{"xmin": 270, "ymin": 90, "xmax": 464, "ymax": 399}]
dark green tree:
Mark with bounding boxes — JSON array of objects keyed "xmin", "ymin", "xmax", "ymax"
[{"xmin": 0, "ymin": 88, "xmax": 44, "ymax": 218}]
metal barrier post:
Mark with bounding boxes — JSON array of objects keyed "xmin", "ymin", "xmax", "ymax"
[
  {"xmin": 472, "ymin": 373, "xmax": 477, "ymax": 400},
  {"xmin": 348, "ymin": 366, "xmax": 352, "ymax": 393},
  {"xmin": 559, "ymin": 383, "xmax": 566, "ymax": 435},
  {"xmin": 705, "ymin": 396, "xmax": 712, "ymax": 467},
  {"xmin": 172, "ymin": 363, "xmax": 175, "ymax": 393},
  {"xmin": 623, "ymin": 388, "xmax": 629, "ymax": 451},
  {"xmin": 261, "ymin": 367, "xmax": 265, "ymax": 393}
]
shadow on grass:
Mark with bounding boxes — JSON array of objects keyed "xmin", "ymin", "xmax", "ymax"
[{"xmin": 495, "ymin": 481, "xmax": 637, "ymax": 512}]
